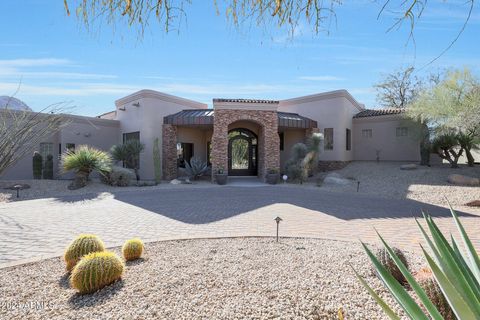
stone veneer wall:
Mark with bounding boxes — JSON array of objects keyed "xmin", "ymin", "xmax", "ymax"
[
  {"xmin": 211, "ymin": 109, "xmax": 280, "ymax": 181},
  {"xmin": 162, "ymin": 124, "xmax": 178, "ymax": 180}
]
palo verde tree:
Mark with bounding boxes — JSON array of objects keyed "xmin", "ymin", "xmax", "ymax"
[
  {"xmin": 408, "ymin": 68, "xmax": 480, "ymax": 166},
  {"xmin": 63, "ymin": 0, "xmax": 475, "ymax": 58}
]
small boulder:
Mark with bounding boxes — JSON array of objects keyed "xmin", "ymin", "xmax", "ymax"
[
  {"xmin": 400, "ymin": 164, "xmax": 418, "ymax": 170},
  {"xmin": 448, "ymin": 174, "xmax": 480, "ymax": 186},
  {"xmin": 323, "ymin": 173, "xmax": 352, "ymax": 186},
  {"xmin": 170, "ymin": 179, "xmax": 182, "ymax": 185}
]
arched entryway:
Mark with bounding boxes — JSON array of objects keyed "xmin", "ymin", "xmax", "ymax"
[{"xmin": 228, "ymin": 128, "xmax": 258, "ymax": 176}]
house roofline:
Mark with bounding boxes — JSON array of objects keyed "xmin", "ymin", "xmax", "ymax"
[
  {"xmin": 280, "ymin": 89, "xmax": 365, "ymax": 111},
  {"xmin": 115, "ymin": 89, "xmax": 208, "ymax": 109}
]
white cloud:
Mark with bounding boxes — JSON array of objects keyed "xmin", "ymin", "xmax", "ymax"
[
  {"xmin": 298, "ymin": 76, "xmax": 344, "ymax": 81},
  {"xmin": 0, "ymin": 58, "xmax": 71, "ymax": 67}
]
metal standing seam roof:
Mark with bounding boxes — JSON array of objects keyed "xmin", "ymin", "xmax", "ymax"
[
  {"xmin": 163, "ymin": 109, "xmax": 317, "ymax": 128},
  {"xmin": 353, "ymin": 108, "xmax": 406, "ymax": 118}
]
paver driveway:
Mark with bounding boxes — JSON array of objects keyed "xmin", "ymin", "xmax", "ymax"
[{"xmin": 0, "ymin": 186, "xmax": 479, "ymax": 268}]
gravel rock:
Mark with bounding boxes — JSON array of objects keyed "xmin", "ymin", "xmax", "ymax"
[
  {"xmin": 447, "ymin": 174, "xmax": 480, "ymax": 186},
  {"xmin": 0, "ymin": 238, "xmax": 423, "ymax": 320}
]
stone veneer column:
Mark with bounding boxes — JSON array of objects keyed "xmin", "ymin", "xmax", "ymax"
[
  {"xmin": 162, "ymin": 124, "xmax": 177, "ymax": 180},
  {"xmin": 211, "ymin": 109, "xmax": 280, "ymax": 182}
]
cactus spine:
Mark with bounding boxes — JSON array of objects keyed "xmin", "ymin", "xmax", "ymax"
[
  {"xmin": 33, "ymin": 152, "xmax": 43, "ymax": 179},
  {"xmin": 374, "ymin": 247, "xmax": 409, "ymax": 285},
  {"xmin": 122, "ymin": 238, "xmax": 144, "ymax": 261},
  {"xmin": 43, "ymin": 154, "xmax": 54, "ymax": 179},
  {"xmin": 416, "ymin": 268, "xmax": 456, "ymax": 319},
  {"xmin": 64, "ymin": 234, "xmax": 105, "ymax": 271},
  {"xmin": 70, "ymin": 251, "xmax": 124, "ymax": 294}
]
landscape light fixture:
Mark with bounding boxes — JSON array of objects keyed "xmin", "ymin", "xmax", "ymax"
[{"xmin": 274, "ymin": 216, "xmax": 283, "ymax": 242}]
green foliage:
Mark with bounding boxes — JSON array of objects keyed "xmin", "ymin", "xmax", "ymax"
[
  {"xmin": 153, "ymin": 137, "xmax": 162, "ymax": 184},
  {"xmin": 32, "ymin": 152, "xmax": 42, "ymax": 179},
  {"xmin": 184, "ymin": 156, "xmax": 208, "ymax": 180},
  {"xmin": 374, "ymin": 247, "xmax": 409, "ymax": 285},
  {"xmin": 431, "ymin": 133, "xmax": 463, "ymax": 168},
  {"xmin": 285, "ymin": 133, "xmax": 323, "ymax": 183},
  {"xmin": 62, "ymin": 145, "xmax": 112, "ymax": 176},
  {"xmin": 111, "ymin": 140, "xmax": 145, "ymax": 180},
  {"xmin": 70, "ymin": 251, "xmax": 124, "ymax": 294},
  {"xmin": 355, "ymin": 206, "xmax": 480, "ymax": 319},
  {"xmin": 416, "ymin": 268, "xmax": 456, "ymax": 319},
  {"xmin": 122, "ymin": 238, "xmax": 144, "ymax": 261},
  {"xmin": 43, "ymin": 154, "xmax": 54, "ymax": 179},
  {"xmin": 64, "ymin": 234, "xmax": 105, "ymax": 271},
  {"xmin": 456, "ymin": 131, "xmax": 479, "ymax": 167},
  {"xmin": 100, "ymin": 165, "xmax": 135, "ymax": 186}
]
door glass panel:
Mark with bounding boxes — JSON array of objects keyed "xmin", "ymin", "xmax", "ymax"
[{"xmin": 231, "ymin": 138, "xmax": 249, "ymax": 169}]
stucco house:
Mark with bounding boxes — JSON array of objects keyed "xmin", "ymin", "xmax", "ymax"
[{"xmin": 1, "ymin": 89, "xmax": 424, "ymax": 181}]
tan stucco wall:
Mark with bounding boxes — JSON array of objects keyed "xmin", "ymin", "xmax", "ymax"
[
  {"xmin": 114, "ymin": 90, "xmax": 208, "ymax": 180},
  {"xmin": 176, "ymin": 127, "xmax": 210, "ymax": 162},
  {"xmin": 352, "ymin": 116, "xmax": 421, "ymax": 161},
  {"xmin": 1, "ymin": 115, "xmax": 120, "ymax": 180},
  {"xmin": 279, "ymin": 129, "xmax": 305, "ymax": 170},
  {"xmin": 279, "ymin": 91, "xmax": 361, "ymax": 162}
]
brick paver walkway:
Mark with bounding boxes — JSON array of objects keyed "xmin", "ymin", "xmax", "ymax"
[{"xmin": 1, "ymin": 186, "xmax": 479, "ymax": 268}]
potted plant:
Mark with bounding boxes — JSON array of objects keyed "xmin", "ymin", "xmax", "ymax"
[
  {"xmin": 265, "ymin": 168, "xmax": 279, "ymax": 185},
  {"xmin": 214, "ymin": 167, "xmax": 228, "ymax": 185}
]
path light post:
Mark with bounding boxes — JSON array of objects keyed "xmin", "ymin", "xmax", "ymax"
[
  {"xmin": 282, "ymin": 175, "xmax": 288, "ymax": 184},
  {"xmin": 13, "ymin": 185, "xmax": 22, "ymax": 198},
  {"xmin": 357, "ymin": 181, "xmax": 360, "ymax": 192},
  {"xmin": 274, "ymin": 216, "xmax": 283, "ymax": 242}
]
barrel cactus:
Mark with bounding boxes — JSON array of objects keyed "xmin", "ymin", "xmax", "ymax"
[
  {"xmin": 32, "ymin": 152, "xmax": 43, "ymax": 179},
  {"xmin": 122, "ymin": 238, "xmax": 144, "ymax": 261},
  {"xmin": 64, "ymin": 234, "xmax": 105, "ymax": 271},
  {"xmin": 416, "ymin": 268, "xmax": 456, "ymax": 320},
  {"xmin": 374, "ymin": 247, "xmax": 409, "ymax": 285},
  {"xmin": 70, "ymin": 251, "xmax": 124, "ymax": 294}
]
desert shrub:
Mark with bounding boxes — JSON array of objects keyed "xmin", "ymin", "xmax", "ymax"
[
  {"xmin": 70, "ymin": 251, "xmax": 124, "ymax": 294},
  {"xmin": 122, "ymin": 238, "xmax": 144, "ymax": 261},
  {"xmin": 374, "ymin": 247, "xmax": 409, "ymax": 285},
  {"xmin": 32, "ymin": 152, "xmax": 42, "ymax": 179},
  {"xmin": 285, "ymin": 160, "xmax": 306, "ymax": 183},
  {"xmin": 111, "ymin": 140, "xmax": 145, "ymax": 180},
  {"xmin": 101, "ymin": 165, "xmax": 135, "ymax": 186},
  {"xmin": 64, "ymin": 234, "xmax": 105, "ymax": 271},
  {"xmin": 43, "ymin": 154, "xmax": 54, "ymax": 179},
  {"xmin": 431, "ymin": 133, "xmax": 463, "ymax": 168},
  {"xmin": 185, "ymin": 156, "xmax": 209, "ymax": 180}
]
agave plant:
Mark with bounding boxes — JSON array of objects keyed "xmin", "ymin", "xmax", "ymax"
[
  {"xmin": 354, "ymin": 205, "xmax": 480, "ymax": 319},
  {"xmin": 62, "ymin": 145, "xmax": 112, "ymax": 189},
  {"xmin": 184, "ymin": 156, "xmax": 208, "ymax": 180}
]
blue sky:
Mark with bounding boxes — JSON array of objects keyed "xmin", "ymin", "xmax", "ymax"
[{"xmin": 0, "ymin": 0, "xmax": 479, "ymax": 116}]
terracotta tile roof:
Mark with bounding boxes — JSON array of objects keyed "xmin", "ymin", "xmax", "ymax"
[
  {"xmin": 354, "ymin": 108, "xmax": 406, "ymax": 118},
  {"xmin": 213, "ymin": 98, "xmax": 279, "ymax": 104}
]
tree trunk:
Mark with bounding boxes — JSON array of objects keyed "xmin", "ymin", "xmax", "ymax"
[
  {"xmin": 68, "ymin": 171, "xmax": 89, "ymax": 190},
  {"xmin": 419, "ymin": 123, "xmax": 430, "ymax": 166},
  {"xmin": 464, "ymin": 147, "xmax": 475, "ymax": 167}
]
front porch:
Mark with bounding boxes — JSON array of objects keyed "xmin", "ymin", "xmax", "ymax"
[{"xmin": 162, "ymin": 104, "xmax": 318, "ymax": 182}]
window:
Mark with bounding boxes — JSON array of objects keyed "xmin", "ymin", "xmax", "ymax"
[
  {"xmin": 66, "ymin": 143, "xmax": 75, "ymax": 152},
  {"xmin": 324, "ymin": 128, "xmax": 334, "ymax": 150},
  {"xmin": 362, "ymin": 129, "xmax": 372, "ymax": 138},
  {"xmin": 122, "ymin": 131, "xmax": 141, "ymax": 169},
  {"xmin": 279, "ymin": 132, "xmax": 284, "ymax": 151},
  {"xmin": 346, "ymin": 129, "xmax": 351, "ymax": 151},
  {"xmin": 123, "ymin": 131, "xmax": 140, "ymax": 143},
  {"xmin": 40, "ymin": 142, "xmax": 53, "ymax": 165},
  {"xmin": 207, "ymin": 141, "xmax": 212, "ymax": 166},
  {"xmin": 177, "ymin": 142, "xmax": 194, "ymax": 168},
  {"xmin": 396, "ymin": 127, "xmax": 408, "ymax": 137}
]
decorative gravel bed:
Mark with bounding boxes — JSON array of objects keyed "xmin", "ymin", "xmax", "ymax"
[
  {"xmin": 0, "ymin": 238, "xmax": 423, "ymax": 320},
  {"xmin": 317, "ymin": 162, "xmax": 480, "ymax": 208}
]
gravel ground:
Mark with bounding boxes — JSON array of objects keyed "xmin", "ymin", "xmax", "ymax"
[
  {"xmin": 0, "ymin": 178, "xmax": 213, "ymax": 203},
  {"xmin": 0, "ymin": 238, "xmax": 423, "ymax": 320},
  {"xmin": 316, "ymin": 162, "xmax": 480, "ymax": 208}
]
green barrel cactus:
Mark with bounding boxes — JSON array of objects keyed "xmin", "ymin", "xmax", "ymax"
[
  {"xmin": 122, "ymin": 238, "xmax": 144, "ymax": 261},
  {"xmin": 416, "ymin": 268, "xmax": 456, "ymax": 320},
  {"xmin": 32, "ymin": 152, "xmax": 43, "ymax": 179},
  {"xmin": 374, "ymin": 247, "xmax": 409, "ymax": 285},
  {"xmin": 70, "ymin": 251, "xmax": 124, "ymax": 294},
  {"xmin": 64, "ymin": 234, "xmax": 105, "ymax": 271}
]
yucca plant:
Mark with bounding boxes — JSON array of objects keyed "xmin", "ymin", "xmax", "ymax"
[
  {"xmin": 110, "ymin": 140, "xmax": 145, "ymax": 181},
  {"xmin": 354, "ymin": 205, "xmax": 480, "ymax": 319},
  {"xmin": 62, "ymin": 145, "xmax": 112, "ymax": 189}
]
